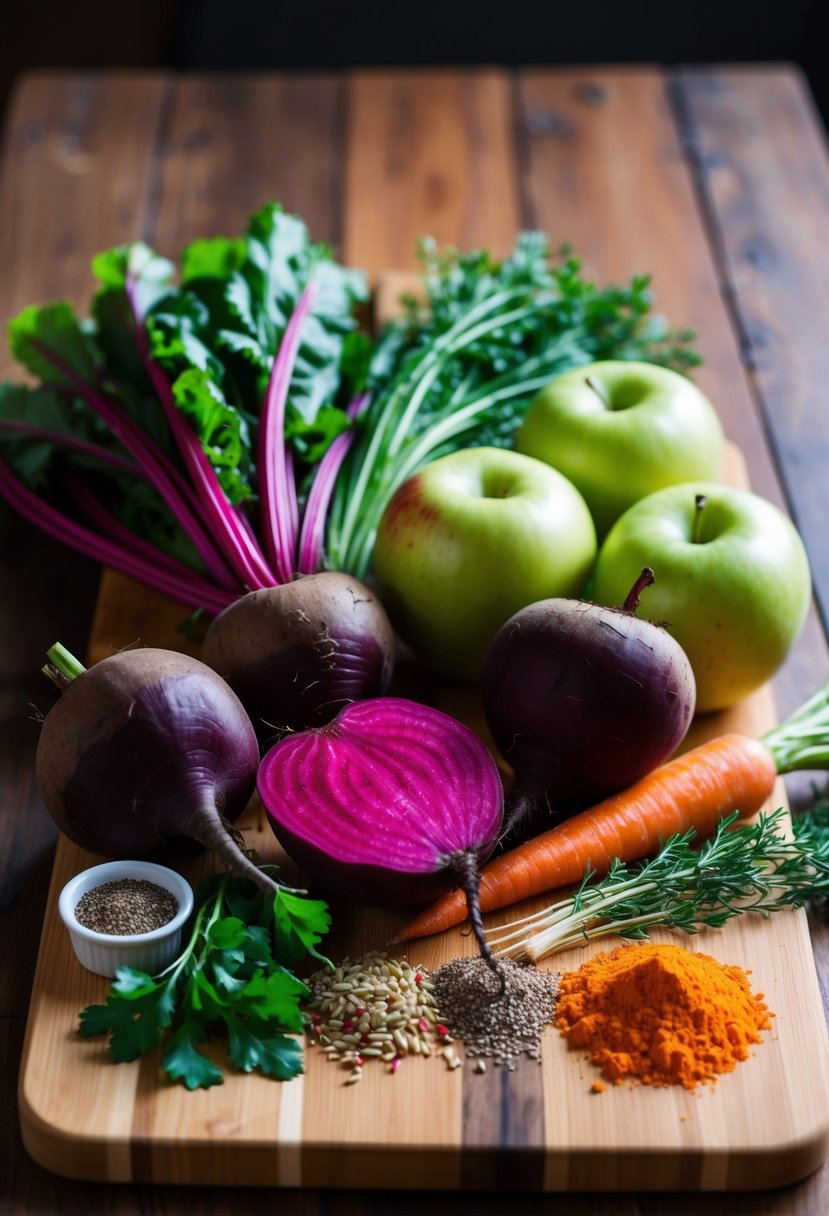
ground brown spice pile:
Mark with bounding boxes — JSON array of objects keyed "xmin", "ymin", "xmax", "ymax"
[
  {"xmin": 430, "ymin": 956, "xmax": 560, "ymax": 1069},
  {"xmin": 74, "ymin": 878, "xmax": 179, "ymax": 936}
]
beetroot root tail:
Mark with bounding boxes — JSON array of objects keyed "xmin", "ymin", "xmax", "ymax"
[{"xmin": 187, "ymin": 802, "xmax": 281, "ymax": 897}]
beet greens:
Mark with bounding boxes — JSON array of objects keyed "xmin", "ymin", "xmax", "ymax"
[
  {"xmin": 0, "ymin": 205, "xmax": 367, "ymax": 603},
  {"xmin": 0, "ymin": 210, "xmax": 698, "ymax": 606}
]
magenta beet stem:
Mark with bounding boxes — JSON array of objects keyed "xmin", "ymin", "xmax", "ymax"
[{"xmin": 258, "ymin": 281, "xmax": 319, "ymax": 583}]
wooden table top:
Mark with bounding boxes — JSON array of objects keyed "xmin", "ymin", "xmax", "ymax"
[{"xmin": 2, "ymin": 64, "xmax": 829, "ymax": 1215}]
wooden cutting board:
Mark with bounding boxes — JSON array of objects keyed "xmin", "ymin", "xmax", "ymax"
[{"xmin": 17, "ymin": 443, "xmax": 829, "ymax": 1192}]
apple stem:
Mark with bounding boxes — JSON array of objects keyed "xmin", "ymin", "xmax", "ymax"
[
  {"xmin": 691, "ymin": 493, "xmax": 707, "ymax": 544},
  {"xmin": 584, "ymin": 375, "xmax": 610, "ymax": 408},
  {"xmin": 622, "ymin": 566, "xmax": 656, "ymax": 615}
]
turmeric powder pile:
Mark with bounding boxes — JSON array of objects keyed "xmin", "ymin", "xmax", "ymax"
[{"xmin": 555, "ymin": 942, "xmax": 773, "ymax": 1090}]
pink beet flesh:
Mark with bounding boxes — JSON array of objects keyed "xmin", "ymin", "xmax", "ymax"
[{"xmin": 258, "ymin": 697, "xmax": 504, "ymax": 902}]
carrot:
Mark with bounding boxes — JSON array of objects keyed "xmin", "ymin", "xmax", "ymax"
[
  {"xmin": 395, "ymin": 733, "xmax": 779, "ymax": 943},
  {"xmin": 399, "ymin": 677, "xmax": 829, "ymax": 943}
]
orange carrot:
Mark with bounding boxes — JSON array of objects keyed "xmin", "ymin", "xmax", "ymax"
[{"xmin": 395, "ymin": 733, "xmax": 778, "ymax": 943}]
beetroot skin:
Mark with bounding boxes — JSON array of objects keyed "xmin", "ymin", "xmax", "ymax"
[
  {"xmin": 36, "ymin": 647, "xmax": 264, "ymax": 884},
  {"xmin": 482, "ymin": 575, "xmax": 697, "ymax": 837},
  {"xmin": 202, "ymin": 572, "xmax": 395, "ymax": 741}
]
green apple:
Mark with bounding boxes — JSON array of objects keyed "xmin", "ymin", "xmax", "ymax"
[
  {"xmin": 373, "ymin": 446, "xmax": 597, "ymax": 681},
  {"xmin": 593, "ymin": 482, "xmax": 811, "ymax": 712},
  {"xmin": 516, "ymin": 360, "xmax": 724, "ymax": 537}
]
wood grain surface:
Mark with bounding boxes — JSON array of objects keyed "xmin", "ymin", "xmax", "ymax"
[
  {"xmin": 4, "ymin": 64, "xmax": 829, "ymax": 1215},
  {"xmin": 18, "ymin": 443, "xmax": 829, "ymax": 1191}
]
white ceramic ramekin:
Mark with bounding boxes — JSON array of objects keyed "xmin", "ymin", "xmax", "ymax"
[{"xmin": 58, "ymin": 859, "xmax": 194, "ymax": 979}]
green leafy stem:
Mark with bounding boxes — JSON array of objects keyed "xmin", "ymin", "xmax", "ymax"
[
  {"xmin": 78, "ymin": 869, "xmax": 331, "ymax": 1090},
  {"xmin": 486, "ymin": 805, "xmax": 829, "ymax": 963}
]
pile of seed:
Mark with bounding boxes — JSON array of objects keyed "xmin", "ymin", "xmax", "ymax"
[
  {"xmin": 430, "ymin": 956, "xmax": 560, "ymax": 1069},
  {"xmin": 74, "ymin": 878, "xmax": 179, "ymax": 936},
  {"xmin": 305, "ymin": 950, "xmax": 454, "ymax": 1084}
]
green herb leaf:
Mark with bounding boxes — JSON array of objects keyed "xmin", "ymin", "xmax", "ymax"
[
  {"xmin": 77, "ymin": 872, "xmax": 331, "ymax": 1090},
  {"xmin": 225, "ymin": 1015, "xmax": 304, "ymax": 1080},
  {"xmin": 206, "ymin": 916, "xmax": 248, "ymax": 952},
  {"xmin": 163, "ymin": 1023, "xmax": 225, "ymax": 1090},
  {"xmin": 233, "ymin": 969, "xmax": 308, "ymax": 1030},
  {"xmin": 79, "ymin": 970, "xmax": 177, "ymax": 1061},
  {"xmin": 272, "ymin": 890, "xmax": 332, "ymax": 966}
]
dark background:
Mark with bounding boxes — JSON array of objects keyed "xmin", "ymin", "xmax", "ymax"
[{"xmin": 1, "ymin": 0, "xmax": 828, "ymax": 129}]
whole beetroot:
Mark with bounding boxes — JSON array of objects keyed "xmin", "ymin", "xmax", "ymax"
[
  {"xmin": 202, "ymin": 571, "xmax": 395, "ymax": 742},
  {"xmin": 36, "ymin": 644, "xmax": 271, "ymax": 892},
  {"xmin": 482, "ymin": 568, "xmax": 697, "ymax": 839}
]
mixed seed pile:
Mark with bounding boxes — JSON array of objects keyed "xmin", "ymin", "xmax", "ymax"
[
  {"xmin": 305, "ymin": 951, "xmax": 455, "ymax": 1084},
  {"xmin": 305, "ymin": 950, "xmax": 560, "ymax": 1083},
  {"xmin": 74, "ymin": 878, "xmax": 179, "ymax": 936},
  {"xmin": 431, "ymin": 956, "xmax": 560, "ymax": 1069}
]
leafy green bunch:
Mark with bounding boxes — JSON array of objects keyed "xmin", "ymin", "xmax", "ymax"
[
  {"xmin": 79, "ymin": 871, "xmax": 331, "ymax": 1090},
  {"xmin": 0, "ymin": 206, "xmax": 699, "ymax": 603}
]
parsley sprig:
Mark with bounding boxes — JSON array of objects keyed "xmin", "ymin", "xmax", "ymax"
[
  {"xmin": 79, "ymin": 870, "xmax": 331, "ymax": 1090},
  {"xmin": 487, "ymin": 806, "xmax": 829, "ymax": 963}
]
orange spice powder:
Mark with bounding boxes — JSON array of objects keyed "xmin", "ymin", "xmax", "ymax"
[{"xmin": 555, "ymin": 942, "xmax": 773, "ymax": 1090}]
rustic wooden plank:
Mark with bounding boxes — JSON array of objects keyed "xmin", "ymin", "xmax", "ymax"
[
  {"xmin": 150, "ymin": 73, "xmax": 344, "ymax": 252},
  {"xmin": 515, "ymin": 65, "xmax": 829, "ymax": 734},
  {"xmin": 342, "ymin": 69, "xmax": 522, "ymax": 281},
  {"xmin": 88, "ymin": 73, "xmax": 344, "ymax": 662},
  {"xmin": 0, "ymin": 72, "xmax": 171, "ymax": 361},
  {"xmin": 0, "ymin": 72, "xmax": 171, "ymax": 683},
  {"xmin": 672, "ymin": 66, "xmax": 829, "ymax": 705},
  {"xmin": 0, "ymin": 73, "xmax": 171, "ymax": 1023}
]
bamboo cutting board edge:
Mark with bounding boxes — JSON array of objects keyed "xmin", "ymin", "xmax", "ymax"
[
  {"xmin": 16, "ymin": 420, "xmax": 829, "ymax": 1189},
  {"xmin": 18, "ymin": 853, "xmax": 829, "ymax": 1193}
]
